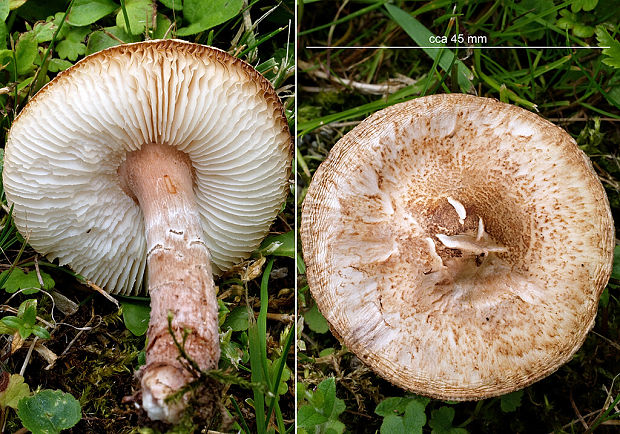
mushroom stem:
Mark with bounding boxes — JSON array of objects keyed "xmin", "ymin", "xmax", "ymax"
[{"xmin": 119, "ymin": 143, "xmax": 219, "ymax": 422}]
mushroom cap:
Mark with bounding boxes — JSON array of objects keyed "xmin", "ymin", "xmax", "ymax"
[
  {"xmin": 4, "ymin": 40, "xmax": 292, "ymax": 295},
  {"xmin": 301, "ymin": 94, "xmax": 614, "ymax": 399}
]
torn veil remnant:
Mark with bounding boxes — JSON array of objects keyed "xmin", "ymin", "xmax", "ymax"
[
  {"xmin": 301, "ymin": 93, "xmax": 614, "ymax": 400},
  {"xmin": 3, "ymin": 40, "xmax": 292, "ymax": 422}
]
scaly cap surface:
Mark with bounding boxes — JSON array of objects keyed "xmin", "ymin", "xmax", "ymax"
[{"xmin": 301, "ymin": 93, "xmax": 614, "ymax": 399}]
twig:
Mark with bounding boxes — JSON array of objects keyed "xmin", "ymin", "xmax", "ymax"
[
  {"xmin": 85, "ymin": 280, "xmax": 119, "ymax": 308},
  {"xmin": 254, "ymin": 312, "xmax": 294, "ymax": 323},
  {"xmin": 19, "ymin": 337, "xmax": 38, "ymax": 376},
  {"xmin": 325, "ymin": 0, "xmax": 350, "ymax": 79},
  {"xmin": 591, "ymin": 330, "xmax": 620, "ymax": 352},
  {"xmin": 33, "ymin": 256, "xmax": 47, "ymax": 291},
  {"xmin": 36, "ymin": 342, "xmax": 58, "ymax": 370},
  {"xmin": 569, "ymin": 391, "xmax": 589, "ymax": 430},
  {"xmin": 299, "ymin": 60, "xmax": 415, "ymax": 95},
  {"xmin": 60, "ymin": 311, "xmax": 97, "ymax": 357}
]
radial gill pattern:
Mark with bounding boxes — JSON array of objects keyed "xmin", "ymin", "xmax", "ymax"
[{"xmin": 4, "ymin": 40, "xmax": 292, "ymax": 295}]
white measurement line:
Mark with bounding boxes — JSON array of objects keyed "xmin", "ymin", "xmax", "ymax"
[{"xmin": 306, "ymin": 46, "xmax": 609, "ymax": 49}]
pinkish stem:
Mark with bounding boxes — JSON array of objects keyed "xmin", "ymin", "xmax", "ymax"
[{"xmin": 119, "ymin": 143, "xmax": 219, "ymax": 422}]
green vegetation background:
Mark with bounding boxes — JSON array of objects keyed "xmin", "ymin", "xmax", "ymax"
[
  {"xmin": 297, "ymin": 1, "xmax": 620, "ymax": 433},
  {"xmin": 0, "ymin": 1, "xmax": 294, "ymax": 433}
]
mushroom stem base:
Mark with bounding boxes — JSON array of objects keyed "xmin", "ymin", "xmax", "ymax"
[{"xmin": 119, "ymin": 143, "xmax": 220, "ymax": 422}]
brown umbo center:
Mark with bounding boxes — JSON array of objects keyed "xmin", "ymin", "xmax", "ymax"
[
  {"xmin": 429, "ymin": 196, "xmax": 508, "ymax": 265},
  {"xmin": 389, "ymin": 195, "xmax": 519, "ymax": 315}
]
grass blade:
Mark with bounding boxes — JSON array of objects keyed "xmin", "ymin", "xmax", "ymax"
[
  {"xmin": 297, "ymin": 78, "xmax": 430, "ymax": 135},
  {"xmin": 473, "ymin": 50, "xmax": 537, "ymax": 111},
  {"xmin": 265, "ymin": 326, "xmax": 294, "ymax": 430},
  {"xmin": 385, "ymin": 3, "xmax": 473, "ymax": 92},
  {"xmin": 248, "ymin": 258, "xmax": 275, "ymax": 433},
  {"xmin": 248, "ymin": 314, "xmax": 266, "ymax": 432},
  {"xmin": 25, "ymin": 0, "xmax": 74, "ymax": 104},
  {"xmin": 119, "ymin": 0, "xmax": 132, "ymax": 35},
  {"xmin": 230, "ymin": 396, "xmax": 252, "ymax": 434},
  {"xmin": 299, "ymin": 1, "xmax": 387, "ymax": 36}
]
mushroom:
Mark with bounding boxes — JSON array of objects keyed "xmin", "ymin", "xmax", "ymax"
[
  {"xmin": 3, "ymin": 40, "xmax": 292, "ymax": 421},
  {"xmin": 301, "ymin": 93, "xmax": 614, "ymax": 400}
]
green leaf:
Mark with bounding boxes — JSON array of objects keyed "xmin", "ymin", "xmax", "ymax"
[
  {"xmin": 19, "ymin": 299, "xmax": 37, "ymax": 326},
  {"xmin": 0, "ymin": 21, "xmax": 7, "ymax": 47},
  {"xmin": 0, "ymin": 48, "xmax": 14, "ymax": 74},
  {"xmin": 222, "ymin": 306, "xmax": 250, "ymax": 332},
  {"xmin": 17, "ymin": 389, "xmax": 82, "ymax": 434},
  {"xmin": 1, "ymin": 315, "xmax": 21, "ymax": 330},
  {"xmin": 86, "ymin": 26, "xmax": 133, "ymax": 54},
  {"xmin": 67, "ymin": 0, "xmax": 118, "ymax": 27},
  {"xmin": 48, "ymin": 58, "xmax": 73, "ymax": 72},
  {"xmin": 376, "ymin": 397, "xmax": 408, "ymax": 417},
  {"xmin": 597, "ymin": 26, "xmax": 620, "ymax": 68},
  {"xmin": 116, "ymin": 0, "xmax": 155, "ymax": 35},
  {"xmin": 324, "ymin": 419, "xmax": 346, "ymax": 434},
  {"xmin": 297, "ymin": 255, "xmax": 306, "ymax": 274},
  {"xmin": 573, "ymin": 23, "xmax": 594, "ymax": 38},
  {"xmin": 0, "ymin": 0, "xmax": 9, "ymax": 21},
  {"xmin": 612, "ymin": 245, "xmax": 620, "ymax": 279},
  {"xmin": 152, "ymin": 13, "xmax": 172, "ymax": 39},
  {"xmin": 0, "ymin": 323, "xmax": 14, "ymax": 334},
  {"xmin": 257, "ymin": 231, "xmax": 294, "ymax": 258},
  {"xmin": 267, "ymin": 356, "xmax": 291, "ymax": 395},
  {"xmin": 304, "ymin": 303, "xmax": 329, "ymax": 334},
  {"xmin": 32, "ymin": 21, "xmax": 57, "ymax": 43},
  {"xmin": 500, "ymin": 390, "xmax": 524, "ymax": 412},
  {"xmin": 403, "ymin": 400, "xmax": 426, "ymax": 432},
  {"xmin": 429, "ymin": 406, "xmax": 468, "ymax": 434},
  {"xmin": 18, "ymin": 324, "xmax": 33, "ymax": 339},
  {"xmin": 56, "ymin": 27, "xmax": 90, "ymax": 61},
  {"xmin": 219, "ymin": 328, "xmax": 243, "ymax": 367},
  {"xmin": 298, "ymin": 404, "xmax": 329, "ymax": 428},
  {"xmin": 217, "ymin": 299, "xmax": 230, "ymax": 326},
  {"xmin": 177, "ymin": 0, "xmax": 244, "ymax": 36},
  {"xmin": 318, "ymin": 377, "xmax": 344, "ymax": 418},
  {"xmin": 298, "ymin": 378, "xmax": 345, "ymax": 432},
  {"xmin": 429, "ymin": 406, "xmax": 454, "ymax": 433},
  {"xmin": 380, "ymin": 414, "xmax": 406, "ymax": 434},
  {"xmin": 514, "ymin": 0, "xmax": 557, "ymax": 41},
  {"xmin": 159, "ymin": 0, "xmax": 182, "ymax": 11},
  {"xmin": 318, "ymin": 348, "xmax": 335, "ymax": 357},
  {"xmin": 9, "ymin": 0, "xmax": 26, "ymax": 10},
  {"xmin": 572, "ymin": 0, "xmax": 598, "ymax": 12},
  {"xmin": 605, "ymin": 83, "xmax": 620, "ymax": 109},
  {"xmin": 0, "ymin": 374, "xmax": 30, "ymax": 409},
  {"xmin": 384, "ymin": 4, "xmax": 473, "ymax": 92},
  {"xmin": 556, "ymin": 10, "xmax": 575, "ymax": 30},
  {"xmin": 15, "ymin": 32, "xmax": 38, "ymax": 75},
  {"xmin": 582, "ymin": 0, "xmax": 598, "ymax": 11},
  {"xmin": 0, "ymin": 268, "xmax": 54, "ymax": 294},
  {"xmin": 51, "ymin": 12, "xmax": 71, "ymax": 40},
  {"xmin": 31, "ymin": 325, "xmax": 51, "ymax": 340},
  {"xmin": 120, "ymin": 300, "xmax": 150, "ymax": 336}
]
